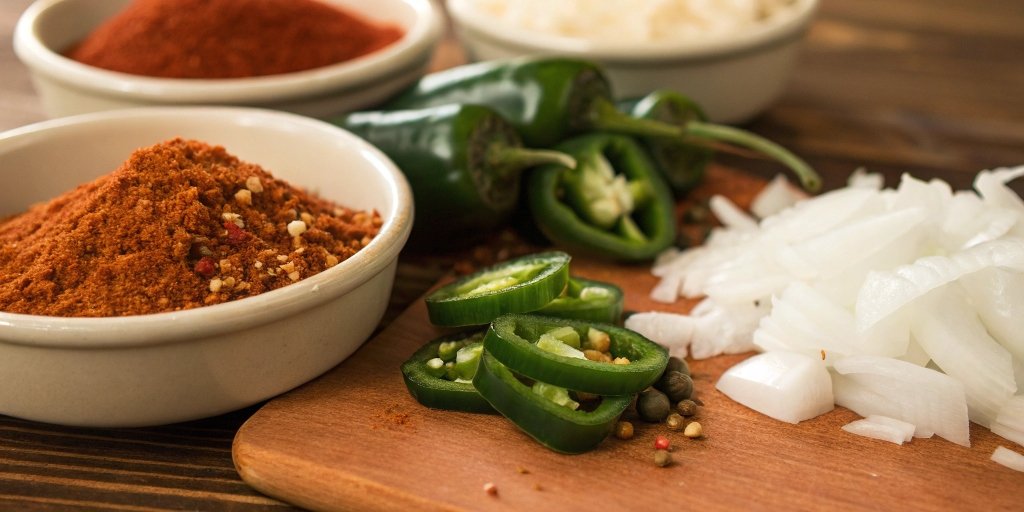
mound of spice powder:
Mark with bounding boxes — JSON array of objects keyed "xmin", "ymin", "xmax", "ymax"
[
  {"xmin": 0, "ymin": 138, "xmax": 382, "ymax": 317},
  {"xmin": 67, "ymin": 0, "xmax": 404, "ymax": 79}
]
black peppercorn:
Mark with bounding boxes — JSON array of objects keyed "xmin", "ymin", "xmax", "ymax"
[
  {"xmin": 637, "ymin": 388, "xmax": 671, "ymax": 422},
  {"xmin": 655, "ymin": 370, "xmax": 693, "ymax": 402}
]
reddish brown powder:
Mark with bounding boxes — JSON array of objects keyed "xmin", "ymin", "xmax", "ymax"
[
  {"xmin": 0, "ymin": 138, "xmax": 382, "ymax": 317},
  {"xmin": 67, "ymin": 0, "xmax": 404, "ymax": 79}
]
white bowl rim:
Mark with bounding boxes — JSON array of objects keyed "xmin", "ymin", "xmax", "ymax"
[
  {"xmin": 0, "ymin": 107, "xmax": 413, "ymax": 349},
  {"xmin": 13, "ymin": 0, "xmax": 443, "ymax": 103},
  {"xmin": 448, "ymin": 0, "xmax": 819, "ymax": 62}
]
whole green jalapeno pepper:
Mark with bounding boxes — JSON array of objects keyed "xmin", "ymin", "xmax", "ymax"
[
  {"xmin": 335, "ymin": 104, "xmax": 575, "ymax": 247},
  {"xmin": 384, "ymin": 58, "xmax": 683, "ymax": 148},
  {"xmin": 385, "ymin": 58, "xmax": 820, "ymax": 192}
]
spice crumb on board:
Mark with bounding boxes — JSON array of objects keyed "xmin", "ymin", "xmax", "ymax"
[
  {"xmin": 483, "ymin": 482, "xmax": 498, "ymax": 496},
  {"xmin": 0, "ymin": 138, "xmax": 381, "ymax": 317}
]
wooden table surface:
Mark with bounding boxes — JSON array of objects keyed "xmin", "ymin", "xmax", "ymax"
[{"xmin": 1, "ymin": 0, "xmax": 1023, "ymax": 509}]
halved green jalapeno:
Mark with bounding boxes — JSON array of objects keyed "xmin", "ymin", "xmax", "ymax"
[
  {"xmin": 425, "ymin": 251, "xmax": 571, "ymax": 327},
  {"xmin": 528, "ymin": 134, "xmax": 676, "ymax": 261},
  {"xmin": 472, "ymin": 351, "xmax": 632, "ymax": 454},
  {"xmin": 484, "ymin": 314, "xmax": 668, "ymax": 396},
  {"xmin": 400, "ymin": 331, "xmax": 493, "ymax": 413},
  {"xmin": 535, "ymin": 277, "xmax": 623, "ymax": 324}
]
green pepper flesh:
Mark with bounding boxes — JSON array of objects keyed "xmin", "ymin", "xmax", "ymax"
[
  {"xmin": 484, "ymin": 314, "xmax": 668, "ymax": 396},
  {"xmin": 401, "ymin": 332, "xmax": 494, "ymax": 413},
  {"xmin": 473, "ymin": 351, "xmax": 631, "ymax": 454},
  {"xmin": 425, "ymin": 251, "xmax": 571, "ymax": 326}
]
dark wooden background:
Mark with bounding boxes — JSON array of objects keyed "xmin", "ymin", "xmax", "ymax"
[{"xmin": 1, "ymin": 0, "xmax": 1022, "ymax": 509}]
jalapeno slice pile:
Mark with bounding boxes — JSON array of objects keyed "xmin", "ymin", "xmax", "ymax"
[
  {"xmin": 425, "ymin": 251, "xmax": 571, "ymax": 327},
  {"xmin": 484, "ymin": 314, "xmax": 668, "ymax": 396}
]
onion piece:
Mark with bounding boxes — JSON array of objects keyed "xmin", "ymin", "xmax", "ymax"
[
  {"xmin": 855, "ymin": 238, "xmax": 1024, "ymax": 331},
  {"xmin": 710, "ymin": 195, "xmax": 758, "ymax": 231},
  {"xmin": 865, "ymin": 415, "xmax": 916, "ymax": 442},
  {"xmin": 991, "ymin": 396, "xmax": 1024, "ymax": 448},
  {"xmin": 974, "ymin": 166, "xmax": 1024, "ymax": 212},
  {"xmin": 909, "ymin": 285, "xmax": 1017, "ymax": 427},
  {"xmin": 832, "ymin": 355, "xmax": 970, "ymax": 446},
  {"xmin": 959, "ymin": 267, "xmax": 1024, "ymax": 365},
  {"xmin": 716, "ymin": 352, "xmax": 833, "ymax": 424},
  {"xmin": 751, "ymin": 174, "xmax": 800, "ymax": 219},
  {"xmin": 842, "ymin": 418, "xmax": 911, "ymax": 445},
  {"xmin": 991, "ymin": 446, "xmax": 1024, "ymax": 472},
  {"xmin": 623, "ymin": 311, "xmax": 695, "ymax": 359}
]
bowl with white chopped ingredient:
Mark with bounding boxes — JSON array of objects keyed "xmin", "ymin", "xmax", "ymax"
[{"xmin": 447, "ymin": 0, "xmax": 818, "ymax": 123}]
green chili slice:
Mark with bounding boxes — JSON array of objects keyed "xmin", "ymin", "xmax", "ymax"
[
  {"xmin": 425, "ymin": 251, "xmax": 571, "ymax": 327},
  {"xmin": 473, "ymin": 351, "xmax": 631, "ymax": 454},
  {"xmin": 484, "ymin": 314, "xmax": 668, "ymax": 396},
  {"xmin": 535, "ymin": 277, "xmax": 624, "ymax": 324},
  {"xmin": 400, "ymin": 331, "xmax": 493, "ymax": 413}
]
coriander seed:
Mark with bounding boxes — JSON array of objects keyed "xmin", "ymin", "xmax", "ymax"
[
  {"xmin": 684, "ymin": 421, "xmax": 703, "ymax": 439},
  {"xmin": 665, "ymin": 413, "xmax": 685, "ymax": 431},
  {"xmin": 614, "ymin": 420, "xmax": 634, "ymax": 440}
]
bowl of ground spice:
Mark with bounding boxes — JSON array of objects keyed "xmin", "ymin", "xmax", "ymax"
[
  {"xmin": 13, "ymin": 0, "xmax": 442, "ymax": 118},
  {"xmin": 0, "ymin": 107, "xmax": 413, "ymax": 427}
]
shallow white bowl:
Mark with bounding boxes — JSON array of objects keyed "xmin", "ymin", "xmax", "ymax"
[
  {"xmin": 448, "ymin": 0, "xmax": 818, "ymax": 123},
  {"xmin": 14, "ymin": 0, "xmax": 442, "ymax": 118},
  {"xmin": 0, "ymin": 107, "xmax": 413, "ymax": 427}
]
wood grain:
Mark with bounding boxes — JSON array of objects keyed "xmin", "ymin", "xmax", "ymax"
[
  {"xmin": 233, "ymin": 165, "xmax": 1024, "ymax": 512},
  {"xmin": 0, "ymin": 0, "xmax": 1023, "ymax": 509}
]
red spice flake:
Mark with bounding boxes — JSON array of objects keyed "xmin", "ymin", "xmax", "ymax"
[
  {"xmin": 654, "ymin": 435, "xmax": 671, "ymax": 451},
  {"xmin": 194, "ymin": 256, "xmax": 216, "ymax": 278},
  {"xmin": 66, "ymin": 0, "xmax": 405, "ymax": 79},
  {"xmin": 224, "ymin": 221, "xmax": 248, "ymax": 245}
]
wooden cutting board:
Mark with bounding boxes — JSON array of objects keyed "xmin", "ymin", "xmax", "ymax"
[{"xmin": 232, "ymin": 166, "xmax": 1023, "ymax": 511}]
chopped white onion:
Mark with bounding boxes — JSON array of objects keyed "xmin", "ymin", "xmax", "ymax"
[
  {"xmin": 991, "ymin": 446, "xmax": 1024, "ymax": 472},
  {"xmin": 638, "ymin": 166, "xmax": 1024, "ymax": 448},
  {"xmin": 716, "ymin": 351, "xmax": 833, "ymax": 424},
  {"xmin": 832, "ymin": 356, "xmax": 970, "ymax": 446}
]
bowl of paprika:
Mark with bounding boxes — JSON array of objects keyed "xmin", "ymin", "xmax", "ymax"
[
  {"xmin": 0, "ymin": 106, "xmax": 413, "ymax": 427},
  {"xmin": 14, "ymin": 0, "xmax": 443, "ymax": 118}
]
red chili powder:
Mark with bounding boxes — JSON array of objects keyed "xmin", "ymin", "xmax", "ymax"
[
  {"xmin": 66, "ymin": 0, "xmax": 404, "ymax": 79},
  {"xmin": 0, "ymin": 138, "xmax": 382, "ymax": 317}
]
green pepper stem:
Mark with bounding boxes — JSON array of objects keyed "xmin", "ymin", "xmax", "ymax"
[
  {"xmin": 488, "ymin": 146, "xmax": 577, "ymax": 179},
  {"xmin": 684, "ymin": 122, "xmax": 822, "ymax": 192},
  {"xmin": 588, "ymin": 98, "xmax": 685, "ymax": 139}
]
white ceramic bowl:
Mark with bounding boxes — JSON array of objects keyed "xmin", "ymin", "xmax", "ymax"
[
  {"xmin": 13, "ymin": 0, "xmax": 443, "ymax": 118},
  {"xmin": 448, "ymin": 0, "xmax": 818, "ymax": 123},
  {"xmin": 0, "ymin": 107, "xmax": 413, "ymax": 427}
]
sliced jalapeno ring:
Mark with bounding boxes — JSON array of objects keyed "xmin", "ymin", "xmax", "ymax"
[
  {"xmin": 535, "ymin": 277, "xmax": 624, "ymax": 324},
  {"xmin": 472, "ymin": 351, "xmax": 631, "ymax": 454},
  {"xmin": 400, "ymin": 331, "xmax": 493, "ymax": 413},
  {"xmin": 484, "ymin": 314, "xmax": 668, "ymax": 396},
  {"xmin": 425, "ymin": 251, "xmax": 571, "ymax": 327}
]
